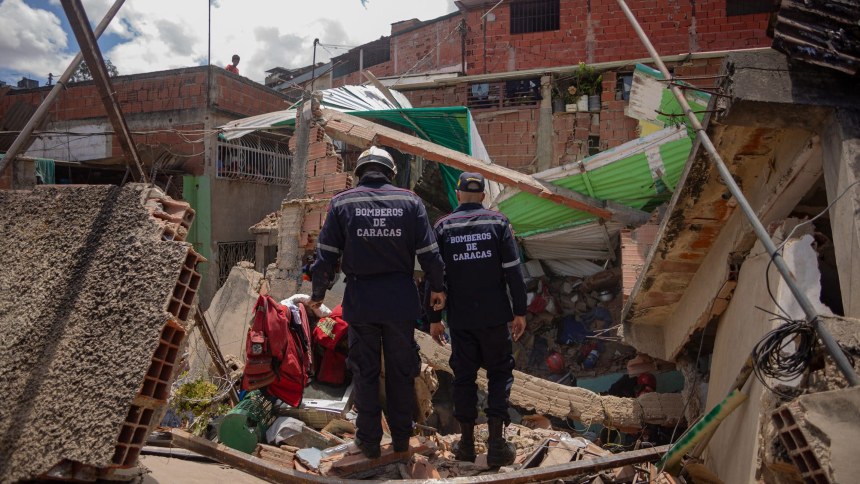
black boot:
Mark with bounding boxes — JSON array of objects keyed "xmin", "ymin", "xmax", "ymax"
[
  {"xmin": 453, "ymin": 421, "xmax": 476, "ymax": 462},
  {"xmin": 354, "ymin": 437, "xmax": 381, "ymax": 459},
  {"xmin": 486, "ymin": 417, "xmax": 516, "ymax": 467}
]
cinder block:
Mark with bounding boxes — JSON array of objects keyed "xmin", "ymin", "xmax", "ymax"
[{"xmin": 114, "ymin": 318, "xmax": 185, "ymax": 468}]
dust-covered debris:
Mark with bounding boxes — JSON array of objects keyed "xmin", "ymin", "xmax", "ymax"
[{"xmin": 0, "ymin": 185, "xmax": 192, "ymax": 482}]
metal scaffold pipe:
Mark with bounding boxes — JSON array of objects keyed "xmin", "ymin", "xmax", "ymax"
[
  {"xmin": 0, "ymin": 0, "xmax": 126, "ymax": 176},
  {"xmin": 615, "ymin": 0, "xmax": 858, "ymax": 386}
]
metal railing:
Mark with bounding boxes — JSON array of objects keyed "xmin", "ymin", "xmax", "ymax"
[
  {"xmin": 216, "ymin": 134, "xmax": 291, "ymax": 185},
  {"xmin": 216, "ymin": 240, "xmax": 256, "ymax": 287}
]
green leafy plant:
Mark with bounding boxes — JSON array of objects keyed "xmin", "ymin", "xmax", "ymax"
[
  {"xmin": 573, "ymin": 62, "xmax": 603, "ymax": 97},
  {"xmin": 172, "ymin": 377, "xmax": 232, "ymax": 436}
]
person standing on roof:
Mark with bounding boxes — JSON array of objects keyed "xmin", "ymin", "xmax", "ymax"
[
  {"xmin": 429, "ymin": 172, "xmax": 527, "ymax": 467},
  {"xmin": 225, "ymin": 54, "xmax": 240, "ymax": 74},
  {"xmin": 309, "ymin": 146, "xmax": 446, "ymax": 459}
]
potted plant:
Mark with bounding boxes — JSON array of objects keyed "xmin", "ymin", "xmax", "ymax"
[{"xmin": 573, "ymin": 62, "xmax": 603, "ymax": 112}]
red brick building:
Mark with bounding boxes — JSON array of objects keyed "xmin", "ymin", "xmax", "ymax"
[
  {"xmin": 328, "ymin": 0, "xmax": 772, "ymax": 172},
  {"xmin": 0, "ymin": 66, "xmax": 295, "ymax": 306}
]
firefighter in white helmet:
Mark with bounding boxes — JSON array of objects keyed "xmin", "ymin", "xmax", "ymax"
[{"xmin": 309, "ymin": 146, "xmax": 446, "ymax": 458}]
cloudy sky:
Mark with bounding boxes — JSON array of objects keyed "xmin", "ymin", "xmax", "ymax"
[{"xmin": 0, "ymin": 0, "xmax": 457, "ymax": 86}]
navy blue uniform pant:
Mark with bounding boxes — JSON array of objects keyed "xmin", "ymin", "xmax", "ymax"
[
  {"xmin": 348, "ymin": 320, "xmax": 420, "ymax": 445},
  {"xmin": 450, "ymin": 324, "xmax": 515, "ymax": 423}
]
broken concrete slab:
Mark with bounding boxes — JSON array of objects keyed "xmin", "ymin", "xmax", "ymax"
[
  {"xmin": 772, "ymin": 387, "xmax": 860, "ymax": 484},
  {"xmin": 189, "ymin": 262, "xmax": 262, "ymax": 377},
  {"xmin": 0, "ymin": 185, "xmax": 200, "ymax": 482}
]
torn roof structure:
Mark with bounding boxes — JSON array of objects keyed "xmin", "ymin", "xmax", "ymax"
[
  {"xmin": 223, "ymin": 79, "xmax": 704, "ymax": 277},
  {"xmin": 619, "ymin": 49, "xmax": 860, "ymax": 484}
]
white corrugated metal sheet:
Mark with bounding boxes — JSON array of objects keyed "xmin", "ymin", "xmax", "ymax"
[
  {"xmin": 219, "ymin": 85, "xmax": 413, "ymax": 140},
  {"xmin": 521, "ymin": 221, "xmax": 623, "ymax": 277}
]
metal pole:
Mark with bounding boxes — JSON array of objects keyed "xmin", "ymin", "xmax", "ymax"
[
  {"xmin": 0, "ymin": 0, "xmax": 125, "ymax": 176},
  {"xmin": 310, "ymin": 38, "xmax": 319, "ymax": 91},
  {"xmin": 615, "ymin": 0, "xmax": 858, "ymax": 386},
  {"xmin": 62, "ymin": 0, "xmax": 147, "ymax": 183}
]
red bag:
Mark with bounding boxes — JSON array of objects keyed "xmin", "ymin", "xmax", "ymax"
[
  {"xmin": 241, "ymin": 295, "xmax": 312, "ymax": 406},
  {"xmin": 312, "ymin": 305, "xmax": 349, "ymax": 385}
]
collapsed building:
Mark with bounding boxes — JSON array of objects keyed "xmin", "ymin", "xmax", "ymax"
[{"xmin": 1, "ymin": 0, "xmax": 859, "ymax": 482}]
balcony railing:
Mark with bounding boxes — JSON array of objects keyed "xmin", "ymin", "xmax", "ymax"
[{"xmin": 216, "ymin": 134, "xmax": 291, "ymax": 185}]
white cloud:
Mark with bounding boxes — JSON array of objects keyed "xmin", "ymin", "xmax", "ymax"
[
  {"xmin": 97, "ymin": 0, "xmax": 456, "ymax": 82},
  {"xmin": 0, "ymin": 0, "xmax": 72, "ymax": 79},
  {"xmin": 3, "ymin": 0, "xmax": 457, "ymax": 84}
]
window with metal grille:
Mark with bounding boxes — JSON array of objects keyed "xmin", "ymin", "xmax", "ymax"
[
  {"xmin": 217, "ymin": 240, "xmax": 256, "ymax": 287},
  {"xmin": 510, "ymin": 0, "xmax": 560, "ymax": 35},
  {"xmin": 726, "ymin": 0, "xmax": 772, "ymax": 16},
  {"xmin": 467, "ymin": 78, "xmax": 541, "ymax": 109},
  {"xmin": 216, "ymin": 133, "xmax": 292, "ymax": 185}
]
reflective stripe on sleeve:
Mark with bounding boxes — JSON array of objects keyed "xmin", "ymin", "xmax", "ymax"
[
  {"xmin": 318, "ymin": 243, "xmax": 341, "ymax": 254},
  {"xmin": 415, "ymin": 242, "xmax": 438, "ymax": 255},
  {"xmin": 501, "ymin": 259, "xmax": 520, "ymax": 269}
]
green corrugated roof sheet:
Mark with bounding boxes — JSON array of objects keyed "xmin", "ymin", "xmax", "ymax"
[
  {"xmin": 273, "ymin": 107, "xmax": 468, "ymax": 208},
  {"xmin": 501, "ymin": 135, "xmax": 692, "ymax": 237}
]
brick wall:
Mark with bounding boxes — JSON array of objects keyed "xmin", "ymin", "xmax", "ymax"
[
  {"xmin": 391, "ymin": 14, "xmax": 463, "ymax": 75},
  {"xmin": 398, "ymin": 56, "xmax": 722, "ymax": 171},
  {"xmin": 0, "ymin": 67, "xmax": 289, "ymax": 178},
  {"xmin": 402, "ymin": 85, "xmax": 465, "ymax": 107},
  {"xmin": 464, "ymin": 0, "xmax": 770, "ymax": 74},
  {"xmin": 213, "ymin": 70, "xmax": 292, "ymax": 116}
]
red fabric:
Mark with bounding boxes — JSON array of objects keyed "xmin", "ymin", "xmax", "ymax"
[
  {"xmin": 225, "ymin": 64, "xmax": 239, "ymax": 74},
  {"xmin": 312, "ymin": 305, "xmax": 349, "ymax": 385},
  {"xmin": 267, "ymin": 300, "xmax": 312, "ymax": 407},
  {"xmin": 241, "ymin": 295, "xmax": 311, "ymax": 407},
  {"xmin": 313, "ymin": 305, "xmax": 348, "ymax": 350}
]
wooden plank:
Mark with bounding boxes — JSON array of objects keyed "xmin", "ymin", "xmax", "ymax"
[
  {"xmin": 168, "ymin": 428, "xmax": 332, "ymax": 484},
  {"xmin": 324, "ymin": 436, "xmax": 436, "ymax": 477},
  {"xmin": 320, "ymin": 109, "xmax": 621, "ymax": 221},
  {"xmin": 460, "ymin": 445, "xmax": 671, "ymax": 483}
]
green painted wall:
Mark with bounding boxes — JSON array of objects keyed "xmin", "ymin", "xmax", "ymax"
[{"xmin": 183, "ymin": 175, "xmax": 212, "ymax": 262}]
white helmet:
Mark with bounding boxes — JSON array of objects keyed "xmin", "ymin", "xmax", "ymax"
[{"xmin": 355, "ymin": 146, "xmax": 397, "ymax": 177}]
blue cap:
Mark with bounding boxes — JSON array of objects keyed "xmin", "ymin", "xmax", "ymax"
[{"xmin": 457, "ymin": 172, "xmax": 485, "ymax": 193}]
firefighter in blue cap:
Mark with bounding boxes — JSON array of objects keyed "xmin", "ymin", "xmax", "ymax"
[
  {"xmin": 429, "ymin": 172, "xmax": 527, "ymax": 467},
  {"xmin": 309, "ymin": 146, "xmax": 446, "ymax": 459}
]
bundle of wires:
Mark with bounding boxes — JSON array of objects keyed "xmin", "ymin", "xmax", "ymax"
[{"xmin": 751, "ymin": 311, "xmax": 818, "ymax": 396}]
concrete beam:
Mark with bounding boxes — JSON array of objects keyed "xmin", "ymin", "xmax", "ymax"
[
  {"xmin": 320, "ymin": 109, "xmax": 651, "ymax": 224},
  {"xmin": 61, "ymin": 0, "xmax": 146, "ymax": 182},
  {"xmin": 821, "ymin": 109, "xmax": 860, "ymax": 318},
  {"xmin": 415, "ymin": 330, "xmax": 683, "ymax": 430},
  {"xmin": 535, "ymin": 75, "xmax": 553, "ymax": 172}
]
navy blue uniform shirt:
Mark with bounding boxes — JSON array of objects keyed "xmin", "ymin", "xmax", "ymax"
[
  {"xmin": 431, "ymin": 202, "xmax": 527, "ymax": 329},
  {"xmin": 310, "ymin": 172, "xmax": 444, "ymax": 322}
]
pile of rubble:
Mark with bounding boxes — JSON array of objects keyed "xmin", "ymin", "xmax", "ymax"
[{"xmin": 516, "ymin": 266, "xmax": 637, "ymax": 383}]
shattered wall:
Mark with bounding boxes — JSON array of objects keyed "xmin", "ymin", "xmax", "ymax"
[
  {"xmin": 705, "ymin": 232, "xmax": 835, "ymax": 483},
  {"xmin": 0, "ymin": 185, "xmax": 196, "ymax": 482}
]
